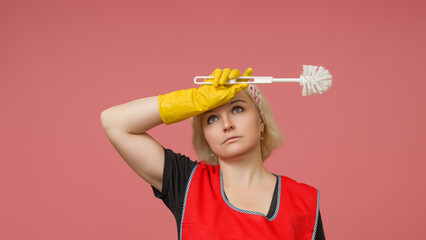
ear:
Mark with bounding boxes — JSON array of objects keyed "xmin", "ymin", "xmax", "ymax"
[{"xmin": 260, "ymin": 119, "xmax": 265, "ymax": 132}]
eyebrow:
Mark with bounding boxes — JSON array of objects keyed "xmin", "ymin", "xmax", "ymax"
[{"xmin": 204, "ymin": 99, "xmax": 247, "ymax": 115}]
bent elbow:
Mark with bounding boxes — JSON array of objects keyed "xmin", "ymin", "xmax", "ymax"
[{"xmin": 100, "ymin": 109, "xmax": 112, "ymax": 130}]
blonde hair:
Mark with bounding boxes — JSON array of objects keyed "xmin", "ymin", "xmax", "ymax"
[{"xmin": 191, "ymin": 85, "xmax": 284, "ymax": 165}]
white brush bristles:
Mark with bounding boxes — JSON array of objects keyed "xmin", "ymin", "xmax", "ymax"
[{"xmin": 300, "ymin": 65, "xmax": 333, "ymax": 96}]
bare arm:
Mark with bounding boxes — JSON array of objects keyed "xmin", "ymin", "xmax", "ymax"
[{"xmin": 100, "ymin": 96, "xmax": 165, "ymax": 192}]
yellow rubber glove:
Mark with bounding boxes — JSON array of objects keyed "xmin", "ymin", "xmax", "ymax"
[{"xmin": 158, "ymin": 68, "xmax": 253, "ymax": 125}]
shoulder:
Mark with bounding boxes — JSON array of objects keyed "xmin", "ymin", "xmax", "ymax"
[
  {"xmin": 187, "ymin": 161, "xmax": 221, "ymax": 182},
  {"xmin": 280, "ymin": 175, "xmax": 318, "ymax": 191},
  {"xmin": 280, "ymin": 175, "xmax": 319, "ymax": 202}
]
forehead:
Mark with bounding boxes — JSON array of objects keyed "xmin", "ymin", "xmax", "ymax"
[
  {"xmin": 205, "ymin": 90, "xmax": 254, "ymax": 114},
  {"xmin": 233, "ymin": 90, "xmax": 251, "ymax": 101},
  {"xmin": 232, "ymin": 90, "xmax": 258, "ymax": 109},
  {"xmin": 223, "ymin": 90, "xmax": 255, "ymax": 109}
]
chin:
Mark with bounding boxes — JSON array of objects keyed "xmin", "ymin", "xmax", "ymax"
[
  {"xmin": 217, "ymin": 144, "xmax": 259, "ymax": 161},
  {"xmin": 217, "ymin": 152, "xmax": 245, "ymax": 161}
]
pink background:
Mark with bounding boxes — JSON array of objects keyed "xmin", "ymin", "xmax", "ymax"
[{"xmin": 1, "ymin": 0, "xmax": 425, "ymax": 239}]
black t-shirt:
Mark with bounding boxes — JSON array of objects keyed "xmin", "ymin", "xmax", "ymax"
[{"xmin": 152, "ymin": 148, "xmax": 325, "ymax": 240}]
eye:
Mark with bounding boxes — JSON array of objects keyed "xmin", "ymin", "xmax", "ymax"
[
  {"xmin": 232, "ymin": 106, "xmax": 244, "ymax": 113},
  {"xmin": 207, "ymin": 115, "xmax": 218, "ymax": 124}
]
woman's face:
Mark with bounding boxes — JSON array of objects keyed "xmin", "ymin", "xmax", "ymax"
[{"xmin": 201, "ymin": 91, "xmax": 264, "ymax": 160}]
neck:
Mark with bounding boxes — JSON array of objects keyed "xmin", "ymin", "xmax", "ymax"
[{"xmin": 218, "ymin": 146, "xmax": 271, "ymax": 190}]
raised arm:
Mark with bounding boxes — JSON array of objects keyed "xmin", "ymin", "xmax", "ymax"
[
  {"xmin": 100, "ymin": 68, "xmax": 252, "ymax": 193},
  {"xmin": 101, "ymin": 96, "xmax": 165, "ymax": 191}
]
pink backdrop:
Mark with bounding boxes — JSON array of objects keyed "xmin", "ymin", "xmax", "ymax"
[{"xmin": 1, "ymin": 0, "xmax": 425, "ymax": 239}]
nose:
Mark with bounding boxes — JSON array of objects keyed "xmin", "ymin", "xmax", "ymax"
[{"xmin": 222, "ymin": 114, "xmax": 235, "ymax": 132}]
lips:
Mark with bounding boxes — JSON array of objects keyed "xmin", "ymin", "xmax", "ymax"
[{"xmin": 223, "ymin": 136, "xmax": 241, "ymax": 144}]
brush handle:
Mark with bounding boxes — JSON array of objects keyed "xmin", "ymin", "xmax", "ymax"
[{"xmin": 193, "ymin": 76, "xmax": 301, "ymax": 84}]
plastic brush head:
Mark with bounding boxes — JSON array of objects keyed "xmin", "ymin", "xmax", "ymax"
[{"xmin": 300, "ymin": 65, "xmax": 333, "ymax": 96}]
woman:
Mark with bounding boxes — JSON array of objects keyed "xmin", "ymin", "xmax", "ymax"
[{"xmin": 101, "ymin": 68, "xmax": 325, "ymax": 240}]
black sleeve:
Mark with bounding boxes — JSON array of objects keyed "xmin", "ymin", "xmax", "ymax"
[
  {"xmin": 151, "ymin": 148, "xmax": 197, "ymax": 225},
  {"xmin": 315, "ymin": 211, "xmax": 326, "ymax": 240}
]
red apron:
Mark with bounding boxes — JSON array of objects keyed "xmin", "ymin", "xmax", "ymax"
[{"xmin": 180, "ymin": 162, "xmax": 320, "ymax": 240}]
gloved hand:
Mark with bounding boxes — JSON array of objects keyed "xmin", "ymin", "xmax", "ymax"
[{"xmin": 158, "ymin": 67, "xmax": 253, "ymax": 125}]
